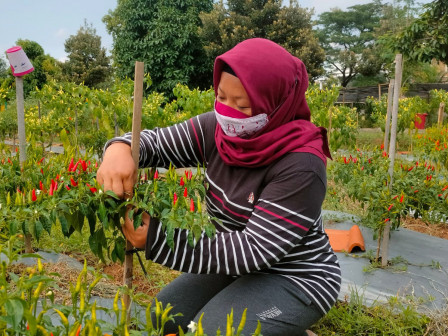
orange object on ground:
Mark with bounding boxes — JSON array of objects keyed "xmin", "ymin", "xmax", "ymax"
[{"xmin": 326, "ymin": 225, "xmax": 365, "ymax": 253}]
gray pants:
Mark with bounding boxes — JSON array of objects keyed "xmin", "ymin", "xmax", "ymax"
[{"xmin": 153, "ymin": 273, "xmax": 323, "ymax": 336}]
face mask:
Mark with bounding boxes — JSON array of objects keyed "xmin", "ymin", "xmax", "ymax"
[{"xmin": 215, "ymin": 101, "xmax": 268, "ymax": 138}]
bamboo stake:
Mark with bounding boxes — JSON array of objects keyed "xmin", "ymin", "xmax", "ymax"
[
  {"xmin": 16, "ymin": 77, "xmax": 33, "ymax": 253},
  {"xmin": 381, "ymin": 54, "xmax": 403, "ymax": 267},
  {"xmin": 123, "ymin": 61, "xmax": 144, "ymax": 315},
  {"xmin": 438, "ymin": 102, "xmax": 445, "ymax": 127},
  {"xmin": 384, "ymin": 79, "xmax": 395, "ymax": 151}
]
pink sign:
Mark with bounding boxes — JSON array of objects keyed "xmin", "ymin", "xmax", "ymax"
[{"xmin": 6, "ymin": 46, "xmax": 34, "ymax": 77}]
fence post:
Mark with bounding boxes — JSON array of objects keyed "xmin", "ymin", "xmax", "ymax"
[
  {"xmin": 123, "ymin": 61, "xmax": 144, "ymax": 318},
  {"xmin": 16, "ymin": 77, "xmax": 33, "ymax": 253},
  {"xmin": 384, "ymin": 79, "xmax": 395, "ymax": 150},
  {"xmin": 381, "ymin": 54, "xmax": 403, "ymax": 267},
  {"xmin": 438, "ymin": 102, "xmax": 445, "ymax": 127}
]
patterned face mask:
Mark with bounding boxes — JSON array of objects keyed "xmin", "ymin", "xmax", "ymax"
[{"xmin": 215, "ymin": 101, "xmax": 269, "ymax": 138}]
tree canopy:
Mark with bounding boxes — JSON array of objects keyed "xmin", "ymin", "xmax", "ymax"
[
  {"xmin": 103, "ymin": 0, "xmax": 213, "ymax": 95},
  {"xmin": 199, "ymin": 0, "xmax": 325, "ymax": 80},
  {"xmin": 63, "ymin": 21, "xmax": 111, "ymax": 88},
  {"xmin": 317, "ymin": 1, "xmax": 384, "ymax": 87},
  {"xmin": 395, "ymin": 0, "xmax": 448, "ymax": 64}
]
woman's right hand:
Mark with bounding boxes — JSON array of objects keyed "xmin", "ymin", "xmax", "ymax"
[{"xmin": 97, "ymin": 142, "xmax": 137, "ymax": 199}]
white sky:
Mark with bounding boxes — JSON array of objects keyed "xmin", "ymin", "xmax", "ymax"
[{"xmin": 0, "ymin": 0, "xmax": 431, "ymax": 63}]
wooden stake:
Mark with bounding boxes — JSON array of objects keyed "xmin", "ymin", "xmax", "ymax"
[
  {"xmin": 381, "ymin": 54, "xmax": 403, "ymax": 267},
  {"xmin": 123, "ymin": 61, "xmax": 144, "ymax": 315},
  {"xmin": 15, "ymin": 76, "xmax": 33, "ymax": 253},
  {"xmin": 438, "ymin": 102, "xmax": 445, "ymax": 127},
  {"xmin": 384, "ymin": 79, "xmax": 395, "ymax": 151}
]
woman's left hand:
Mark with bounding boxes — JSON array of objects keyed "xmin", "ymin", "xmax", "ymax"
[{"xmin": 123, "ymin": 207, "xmax": 150, "ymax": 249}]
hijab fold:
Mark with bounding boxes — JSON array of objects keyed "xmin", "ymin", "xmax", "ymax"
[{"xmin": 214, "ymin": 38, "xmax": 331, "ymax": 167}]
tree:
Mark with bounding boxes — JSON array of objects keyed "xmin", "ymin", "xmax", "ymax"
[
  {"xmin": 63, "ymin": 21, "xmax": 111, "ymax": 88},
  {"xmin": 15, "ymin": 39, "xmax": 52, "ymax": 95},
  {"xmin": 0, "ymin": 57, "xmax": 7, "ymax": 79},
  {"xmin": 395, "ymin": 0, "xmax": 448, "ymax": 64},
  {"xmin": 103, "ymin": 0, "xmax": 213, "ymax": 95},
  {"xmin": 199, "ymin": 0, "xmax": 325, "ymax": 80},
  {"xmin": 316, "ymin": 1, "xmax": 384, "ymax": 87}
]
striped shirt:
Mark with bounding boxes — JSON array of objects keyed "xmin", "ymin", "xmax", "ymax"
[{"xmin": 108, "ymin": 111, "xmax": 341, "ymax": 314}]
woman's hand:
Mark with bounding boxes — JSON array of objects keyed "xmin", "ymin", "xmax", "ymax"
[
  {"xmin": 97, "ymin": 142, "xmax": 137, "ymax": 199},
  {"xmin": 123, "ymin": 207, "xmax": 150, "ymax": 249}
]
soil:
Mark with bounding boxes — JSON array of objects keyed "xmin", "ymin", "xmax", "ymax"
[{"xmin": 402, "ymin": 217, "xmax": 448, "ymax": 240}]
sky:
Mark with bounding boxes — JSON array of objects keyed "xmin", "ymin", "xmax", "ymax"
[{"xmin": 0, "ymin": 0, "xmax": 431, "ymax": 64}]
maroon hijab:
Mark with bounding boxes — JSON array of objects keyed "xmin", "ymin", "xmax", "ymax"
[{"xmin": 214, "ymin": 38, "xmax": 331, "ymax": 167}]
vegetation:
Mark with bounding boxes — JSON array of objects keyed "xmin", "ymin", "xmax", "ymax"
[
  {"xmin": 103, "ymin": 0, "xmax": 213, "ymax": 95},
  {"xmin": 63, "ymin": 21, "xmax": 112, "ymax": 88},
  {"xmin": 199, "ymin": 0, "xmax": 325, "ymax": 80}
]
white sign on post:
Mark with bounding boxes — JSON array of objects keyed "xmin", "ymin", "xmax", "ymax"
[{"xmin": 6, "ymin": 46, "xmax": 34, "ymax": 77}]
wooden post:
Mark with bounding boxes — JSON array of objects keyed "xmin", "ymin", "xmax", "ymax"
[
  {"xmin": 378, "ymin": 83, "xmax": 382, "ymax": 99},
  {"xmin": 381, "ymin": 54, "xmax": 403, "ymax": 267},
  {"xmin": 16, "ymin": 77, "xmax": 33, "ymax": 253},
  {"xmin": 384, "ymin": 80, "xmax": 395, "ymax": 151},
  {"xmin": 123, "ymin": 61, "xmax": 144, "ymax": 315},
  {"xmin": 438, "ymin": 102, "xmax": 445, "ymax": 127}
]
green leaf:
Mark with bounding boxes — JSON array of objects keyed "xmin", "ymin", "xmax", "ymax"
[
  {"xmin": 34, "ymin": 220, "xmax": 43, "ymax": 241},
  {"xmin": 133, "ymin": 212, "xmax": 143, "ymax": 230},
  {"xmin": 41, "ymin": 215, "xmax": 52, "ymax": 234},
  {"xmin": 105, "ymin": 190, "xmax": 120, "ymax": 199},
  {"xmin": 87, "ymin": 211, "xmax": 97, "ymax": 235},
  {"xmin": 98, "ymin": 202, "xmax": 108, "ymax": 226},
  {"xmin": 4, "ymin": 298, "xmax": 25, "ymax": 329},
  {"xmin": 59, "ymin": 215, "xmax": 70, "ymax": 237}
]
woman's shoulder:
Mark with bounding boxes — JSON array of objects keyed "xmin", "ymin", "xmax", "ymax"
[{"xmin": 267, "ymin": 152, "xmax": 327, "ymax": 185}]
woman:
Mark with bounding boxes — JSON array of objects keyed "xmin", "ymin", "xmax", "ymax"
[{"xmin": 97, "ymin": 38, "xmax": 340, "ymax": 336}]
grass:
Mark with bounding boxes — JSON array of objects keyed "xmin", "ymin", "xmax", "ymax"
[{"xmin": 354, "ymin": 128, "xmax": 415, "ymax": 152}]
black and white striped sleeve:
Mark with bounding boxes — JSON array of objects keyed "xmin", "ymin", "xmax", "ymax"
[
  {"xmin": 103, "ymin": 112, "xmax": 215, "ymax": 168},
  {"xmin": 145, "ymin": 166, "xmax": 326, "ymax": 275}
]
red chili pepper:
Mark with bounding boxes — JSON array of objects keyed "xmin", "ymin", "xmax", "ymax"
[
  {"xmin": 190, "ymin": 198, "xmax": 195, "ymax": 212},
  {"xmin": 387, "ymin": 204, "xmax": 393, "ymax": 211},
  {"xmin": 51, "ymin": 179, "xmax": 57, "ymax": 191},
  {"xmin": 40, "ymin": 168, "xmax": 44, "ymax": 175},
  {"xmin": 81, "ymin": 160, "xmax": 87, "ymax": 172},
  {"xmin": 414, "ymin": 190, "xmax": 419, "ymax": 193},
  {"xmin": 70, "ymin": 177, "xmax": 78, "ymax": 187},
  {"xmin": 392, "ymin": 195, "xmax": 398, "ymax": 199},
  {"xmin": 75, "ymin": 325, "xmax": 81, "ymax": 336},
  {"xmin": 399, "ymin": 195, "xmax": 404, "ymax": 203},
  {"xmin": 49, "ymin": 185, "xmax": 54, "ymax": 196},
  {"xmin": 180, "ymin": 177, "xmax": 185, "ymax": 186},
  {"xmin": 72, "ymin": 162, "xmax": 79, "ymax": 172},
  {"xmin": 31, "ymin": 189, "xmax": 37, "ymax": 202},
  {"xmin": 368, "ymin": 159, "xmax": 372, "ymax": 164},
  {"xmin": 382, "ymin": 151, "xmax": 388, "ymax": 158},
  {"xmin": 7, "ymin": 158, "xmax": 12, "ymax": 164},
  {"xmin": 438, "ymin": 194, "xmax": 442, "ymax": 197},
  {"xmin": 415, "ymin": 161, "xmax": 419, "ymax": 166},
  {"xmin": 408, "ymin": 166, "xmax": 413, "ymax": 172},
  {"xmin": 361, "ymin": 166, "xmax": 364, "ymax": 170},
  {"xmin": 353, "ymin": 158, "xmax": 358, "ymax": 163},
  {"xmin": 188, "ymin": 170, "xmax": 193, "ymax": 180},
  {"xmin": 66, "ymin": 185, "xmax": 71, "ymax": 191},
  {"xmin": 442, "ymin": 186, "xmax": 448, "ymax": 191},
  {"xmin": 89, "ymin": 187, "xmax": 97, "ymax": 193},
  {"xmin": 95, "ymin": 162, "xmax": 98, "ymax": 168},
  {"xmin": 56, "ymin": 174, "xmax": 60, "ymax": 180},
  {"xmin": 68, "ymin": 158, "xmax": 75, "ymax": 171},
  {"xmin": 37, "ymin": 157, "xmax": 45, "ymax": 164},
  {"xmin": 173, "ymin": 192, "xmax": 178, "ymax": 205},
  {"xmin": 39, "ymin": 181, "xmax": 44, "ymax": 190},
  {"xmin": 183, "ymin": 187, "xmax": 188, "ymax": 198},
  {"xmin": 384, "ymin": 218, "xmax": 390, "ymax": 222},
  {"xmin": 343, "ymin": 157, "xmax": 348, "ymax": 164},
  {"xmin": 154, "ymin": 170, "xmax": 159, "ymax": 179},
  {"xmin": 381, "ymin": 144, "xmax": 384, "ymax": 150}
]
